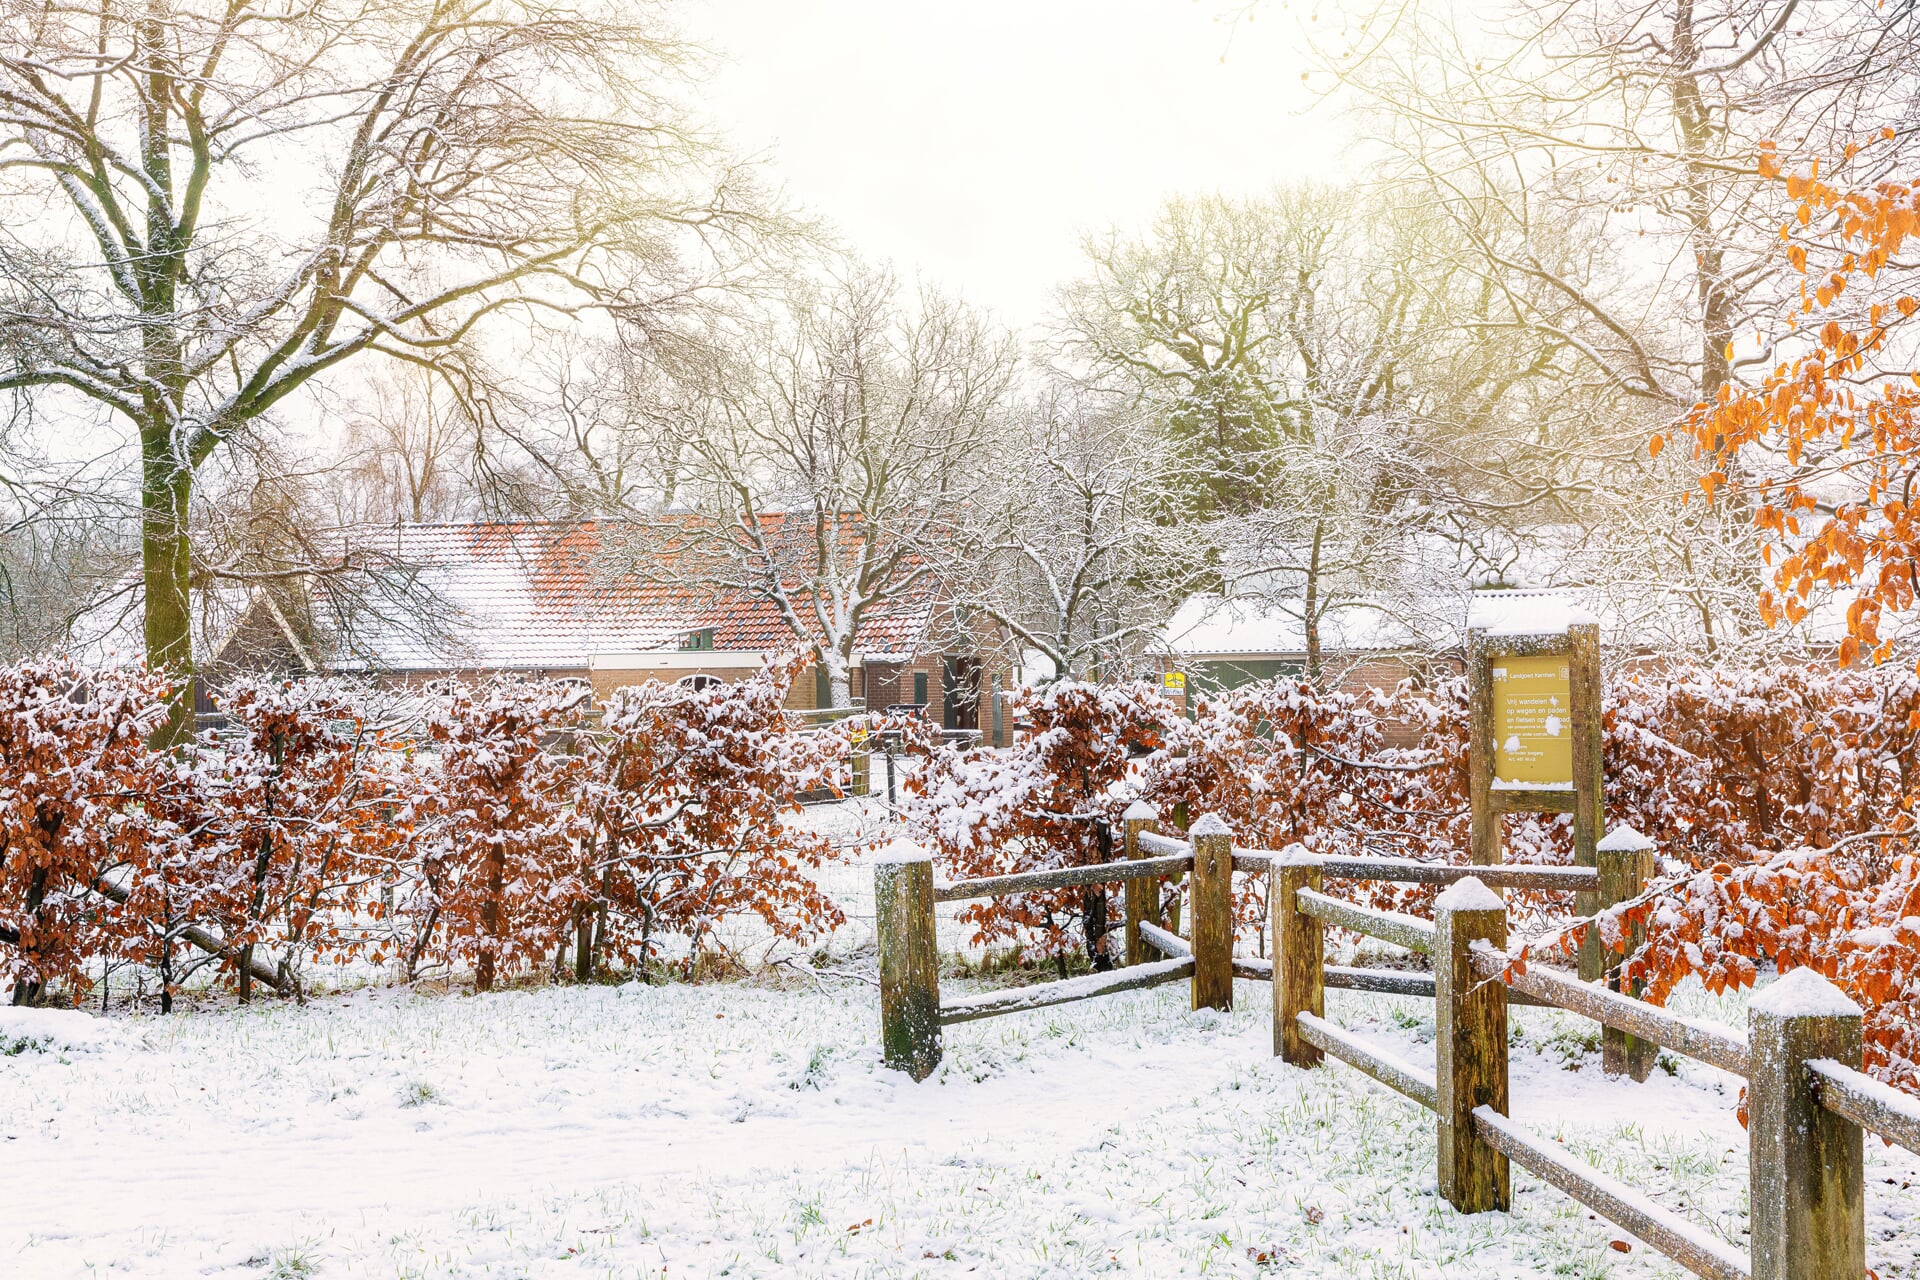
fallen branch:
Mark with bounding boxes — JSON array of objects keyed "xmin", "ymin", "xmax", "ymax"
[{"xmin": 88, "ymin": 877, "xmax": 288, "ymax": 996}]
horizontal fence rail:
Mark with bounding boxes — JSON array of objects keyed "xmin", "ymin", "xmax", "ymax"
[
  {"xmin": 1320, "ymin": 855, "xmax": 1598, "ymax": 892},
  {"xmin": 1273, "ymin": 860, "xmax": 1908, "ymax": 1280},
  {"xmin": 877, "ymin": 808, "xmax": 1260, "ymax": 1073},
  {"xmin": 1296, "ymin": 888, "xmax": 1437, "ymax": 955},
  {"xmin": 1472, "ymin": 1106, "xmax": 1752, "ymax": 1280},
  {"xmin": 1328, "ymin": 964, "xmax": 1429, "ymax": 997},
  {"xmin": 1134, "ymin": 830, "xmax": 1192, "ymax": 858},
  {"xmin": 939, "ymin": 957, "xmax": 1195, "ymax": 1025},
  {"xmin": 934, "ymin": 852, "xmax": 1193, "ymax": 904},
  {"xmin": 1469, "ymin": 948, "xmax": 1752, "ymax": 1077},
  {"xmin": 1137, "ymin": 921, "xmax": 1191, "ymax": 958},
  {"xmin": 1237, "ymin": 849, "xmax": 1598, "ymax": 891},
  {"xmin": 1316, "ymin": 963, "xmax": 1551, "ymax": 1008},
  {"xmin": 883, "ymin": 817, "xmax": 1917, "ymax": 1280},
  {"xmin": 1296, "ymin": 1011, "xmax": 1439, "ymax": 1111},
  {"xmin": 1808, "ymin": 1058, "xmax": 1920, "ymax": 1158}
]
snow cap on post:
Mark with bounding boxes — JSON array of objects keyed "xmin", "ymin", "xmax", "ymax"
[
  {"xmin": 1123, "ymin": 800, "xmax": 1160, "ymax": 822},
  {"xmin": 1749, "ymin": 967, "xmax": 1862, "ymax": 1019},
  {"xmin": 1277, "ymin": 841, "xmax": 1318, "ymax": 868},
  {"xmin": 1434, "ymin": 875, "xmax": 1504, "ymax": 914},
  {"xmin": 1188, "ymin": 812, "xmax": 1232, "ymax": 838},
  {"xmin": 874, "ymin": 837, "xmax": 932, "ymax": 865},
  {"xmin": 1597, "ymin": 824, "xmax": 1656, "ymax": 853}
]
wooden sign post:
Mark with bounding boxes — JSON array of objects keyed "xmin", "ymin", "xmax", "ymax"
[{"xmin": 1466, "ymin": 595, "xmax": 1603, "ymax": 920}]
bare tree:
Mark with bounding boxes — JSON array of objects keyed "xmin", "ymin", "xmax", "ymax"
[
  {"xmin": 1057, "ymin": 196, "xmax": 1299, "ymax": 521},
  {"xmin": 1056, "ymin": 185, "xmax": 1571, "ymax": 676},
  {"xmin": 1302, "ymin": 0, "xmax": 1920, "ymax": 404},
  {"xmin": 462, "ymin": 332, "xmax": 685, "ymax": 519},
  {"xmin": 1278, "ymin": 0, "xmax": 1920, "ymax": 655},
  {"xmin": 946, "ymin": 393, "xmax": 1198, "ymax": 681},
  {"xmin": 0, "ymin": 461, "xmax": 131, "ymax": 660},
  {"xmin": 625, "ymin": 266, "xmax": 1019, "ymax": 706},
  {"xmin": 335, "ymin": 367, "xmax": 477, "ymax": 527},
  {"xmin": 0, "ymin": 0, "xmax": 767, "ymax": 739}
]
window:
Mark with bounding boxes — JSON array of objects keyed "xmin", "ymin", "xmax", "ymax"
[
  {"xmin": 913, "ymin": 670, "xmax": 928, "ymax": 705},
  {"xmin": 679, "ymin": 628, "xmax": 715, "ymax": 652},
  {"xmin": 678, "ymin": 673, "xmax": 722, "ymax": 692}
]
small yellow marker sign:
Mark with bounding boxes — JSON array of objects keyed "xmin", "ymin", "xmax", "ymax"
[
  {"xmin": 1491, "ymin": 654, "xmax": 1573, "ymax": 786},
  {"xmin": 1161, "ymin": 672, "xmax": 1187, "ymax": 692}
]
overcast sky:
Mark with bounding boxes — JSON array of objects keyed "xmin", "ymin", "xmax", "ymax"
[{"xmin": 683, "ymin": 1, "xmax": 1343, "ymax": 333}]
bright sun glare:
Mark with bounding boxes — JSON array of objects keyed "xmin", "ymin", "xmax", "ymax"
[{"xmin": 688, "ymin": 0, "xmax": 1334, "ymax": 330}]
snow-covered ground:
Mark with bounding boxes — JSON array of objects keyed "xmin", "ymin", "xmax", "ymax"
[{"xmin": 7, "ymin": 972, "xmax": 1917, "ymax": 1279}]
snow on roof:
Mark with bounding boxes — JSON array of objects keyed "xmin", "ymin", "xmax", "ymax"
[
  {"xmin": 1161, "ymin": 592, "xmax": 1419, "ymax": 658},
  {"xmin": 325, "ymin": 520, "xmax": 939, "ymax": 674},
  {"xmin": 1466, "ymin": 590, "xmax": 1599, "ymax": 637},
  {"xmin": 66, "ymin": 581, "xmax": 257, "ymax": 669}
]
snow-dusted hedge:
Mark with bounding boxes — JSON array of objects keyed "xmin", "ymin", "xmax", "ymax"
[
  {"xmin": 0, "ymin": 655, "xmax": 854, "ymax": 1003},
  {"xmin": 906, "ymin": 665, "xmax": 1920, "ymax": 1094}
]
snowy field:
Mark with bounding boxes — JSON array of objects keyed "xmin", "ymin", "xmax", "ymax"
[{"xmin": 7, "ymin": 970, "xmax": 1918, "ymax": 1280}]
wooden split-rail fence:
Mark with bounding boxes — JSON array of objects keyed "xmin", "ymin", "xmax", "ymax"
[{"xmin": 873, "ymin": 807, "xmax": 1920, "ymax": 1280}]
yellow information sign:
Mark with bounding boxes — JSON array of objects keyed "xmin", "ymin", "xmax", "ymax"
[
  {"xmin": 1491, "ymin": 654, "xmax": 1573, "ymax": 786},
  {"xmin": 1161, "ymin": 672, "xmax": 1187, "ymax": 692}
]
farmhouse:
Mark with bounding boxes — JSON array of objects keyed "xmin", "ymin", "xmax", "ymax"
[
  {"xmin": 162, "ymin": 519, "xmax": 999, "ymax": 728},
  {"xmin": 1158, "ymin": 590, "xmax": 1447, "ymax": 697}
]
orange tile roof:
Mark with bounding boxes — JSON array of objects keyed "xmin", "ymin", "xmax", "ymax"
[{"xmin": 324, "ymin": 518, "xmax": 939, "ymax": 673}]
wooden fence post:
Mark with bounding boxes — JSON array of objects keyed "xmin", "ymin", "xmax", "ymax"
[
  {"xmin": 1435, "ymin": 876, "xmax": 1510, "ymax": 1214},
  {"xmin": 1596, "ymin": 825, "xmax": 1656, "ymax": 1081},
  {"xmin": 1273, "ymin": 844, "xmax": 1323, "ymax": 1065},
  {"xmin": 1122, "ymin": 801, "xmax": 1161, "ymax": 967},
  {"xmin": 1188, "ymin": 813, "xmax": 1234, "ymax": 1011},
  {"xmin": 1748, "ymin": 969, "xmax": 1864, "ymax": 1280},
  {"xmin": 875, "ymin": 842, "xmax": 940, "ymax": 1080},
  {"xmin": 851, "ymin": 748, "xmax": 870, "ymax": 797},
  {"xmin": 1467, "ymin": 628, "xmax": 1501, "ymax": 867},
  {"xmin": 1568, "ymin": 619, "xmax": 1604, "ymax": 932}
]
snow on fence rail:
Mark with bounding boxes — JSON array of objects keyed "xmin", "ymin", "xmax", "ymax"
[
  {"xmin": 1274, "ymin": 849, "xmax": 1920, "ymax": 1280},
  {"xmin": 877, "ymin": 804, "xmax": 1259, "ymax": 1081},
  {"xmin": 1468, "ymin": 946, "xmax": 1751, "ymax": 1076},
  {"xmin": 1231, "ymin": 849, "xmax": 1600, "ymax": 892},
  {"xmin": 878, "ymin": 811, "xmax": 1611, "ymax": 1083},
  {"xmin": 937, "ymin": 956, "xmax": 1196, "ymax": 1025},
  {"xmin": 1807, "ymin": 1056, "xmax": 1920, "ymax": 1156},
  {"xmin": 878, "ymin": 814, "xmax": 1920, "ymax": 1280},
  {"xmin": 932, "ymin": 852, "xmax": 1192, "ymax": 903}
]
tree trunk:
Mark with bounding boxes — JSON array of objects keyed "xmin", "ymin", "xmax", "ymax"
[
  {"xmin": 574, "ymin": 905, "xmax": 594, "ymax": 983},
  {"xmin": 477, "ymin": 844, "xmax": 505, "ymax": 991},
  {"xmin": 11, "ymin": 863, "xmax": 50, "ymax": 1006},
  {"xmin": 241, "ymin": 740, "xmax": 285, "ymax": 1003},
  {"xmin": 1084, "ymin": 889, "xmax": 1111, "ymax": 971},
  {"xmin": 1304, "ymin": 520, "xmax": 1324, "ymax": 682},
  {"xmin": 1668, "ymin": 0, "xmax": 1732, "ymax": 403},
  {"xmin": 1084, "ymin": 819, "xmax": 1114, "ymax": 970},
  {"xmin": 824, "ymin": 646, "xmax": 855, "ymax": 709},
  {"xmin": 159, "ymin": 913, "xmax": 174, "ymax": 1014},
  {"xmin": 142, "ymin": 436, "xmax": 196, "ymax": 746}
]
